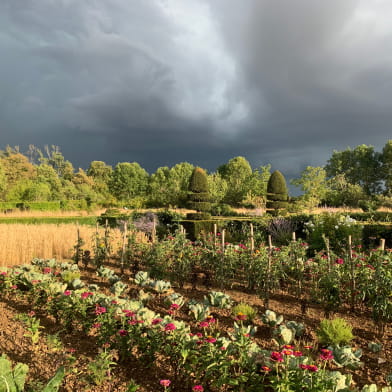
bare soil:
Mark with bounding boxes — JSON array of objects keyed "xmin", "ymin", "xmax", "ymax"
[{"xmin": 0, "ymin": 259, "xmax": 391, "ymax": 391}]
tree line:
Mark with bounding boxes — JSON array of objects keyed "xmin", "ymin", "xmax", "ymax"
[{"xmin": 0, "ymin": 141, "xmax": 391, "ymax": 211}]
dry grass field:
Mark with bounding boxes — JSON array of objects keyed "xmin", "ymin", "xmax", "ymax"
[{"xmin": 0, "ymin": 224, "xmax": 146, "ymax": 267}]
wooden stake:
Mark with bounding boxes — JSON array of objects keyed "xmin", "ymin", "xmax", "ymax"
[
  {"xmin": 250, "ymin": 223, "xmax": 254, "ymax": 253},
  {"xmin": 221, "ymin": 229, "xmax": 225, "ymax": 251},
  {"xmin": 380, "ymin": 238, "xmax": 385, "ymax": 251},
  {"xmin": 120, "ymin": 222, "xmax": 127, "ymax": 274},
  {"xmin": 292, "ymin": 232, "xmax": 296, "ymax": 242}
]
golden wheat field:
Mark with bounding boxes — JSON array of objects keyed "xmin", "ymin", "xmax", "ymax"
[{"xmin": 0, "ymin": 224, "xmax": 146, "ymax": 267}]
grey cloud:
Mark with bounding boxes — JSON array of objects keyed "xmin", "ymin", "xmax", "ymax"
[{"xmin": 1, "ymin": 0, "xmax": 392, "ymax": 181}]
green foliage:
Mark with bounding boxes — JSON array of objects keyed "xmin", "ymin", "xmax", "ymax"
[
  {"xmin": 41, "ymin": 366, "xmax": 65, "ymax": 392},
  {"xmin": 330, "ymin": 346, "xmax": 363, "ymax": 370},
  {"xmin": 291, "ymin": 166, "xmax": 328, "ymax": 210},
  {"xmin": 109, "ymin": 162, "xmax": 149, "ymax": 202},
  {"xmin": 0, "ymin": 354, "xmax": 29, "ymax": 392},
  {"xmin": 305, "ymin": 213, "xmax": 362, "ymax": 253},
  {"xmin": 325, "ymin": 144, "xmax": 382, "ymax": 195},
  {"xmin": 204, "ymin": 291, "xmax": 233, "ymax": 309},
  {"xmin": 87, "ymin": 350, "xmax": 116, "ymax": 385},
  {"xmin": 218, "ymin": 156, "xmax": 253, "ymax": 205},
  {"xmin": 266, "ymin": 170, "xmax": 289, "ymax": 215},
  {"xmin": 188, "ymin": 167, "xmax": 211, "ymax": 212},
  {"xmin": 232, "ymin": 303, "xmax": 257, "ymax": 322},
  {"xmin": 260, "ymin": 309, "xmax": 284, "ymax": 327},
  {"xmin": 317, "ymin": 318, "xmax": 354, "ymax": 347}
]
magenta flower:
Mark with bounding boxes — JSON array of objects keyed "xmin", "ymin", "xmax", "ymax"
[
  {"xmin": 199, "ymin": 321, "xmax": 209, "ymax": 328},
  {"xmin": 270, "ymin": 351, "xmax": 284, "ymax": 362},
  {"xmin": 81, "ymin": 291, "xmax": 93, "ymax": 299},
  {"xmin": 307, "ymin": 365, "xmax": 319, "ymax": 372},
  {"xmin": 0, "ymin": 271, "xmax": 7, "ymax": 276},
  {"xmin": 118, "ymin": 329, "xmax": 128, "ymax": 336},
  {"xmin": 192, "ymin": 385, "xmax": 204, "ymax": 391},
  {"xmin": 164, "ymin": 323, "xmax": 176, "ymax": 331},
  {"xmin": 43, "ymin": 267, "xmax": 52, "ymax": 274},
  {"xmin": 160, "ymin": 379, "xmax": 171, "ymax": 387},
  {"xmin": 94, "ymin": 305, "xmax": 107, "ymax": 315},
  {"xmin": 319, "ymin": 349, "xmax": 334, "ymax": 361},
  {"xmin": 293, "ymin": 350, "xmax": 303, "ymax": 357},
  {"xmin": 205, "ymin": 336, "xmax": 217, "ymax": 344},
  {"xmin": 152, "ymin": 318, "xmax": 163, "ymax": 325},
  {"xmin": 170, "ymin": 303, "xmax": 180, "ymax": 310},
  {"xmin": 63, "ymin": 290, "xmax": 71, "ymax": 296}
]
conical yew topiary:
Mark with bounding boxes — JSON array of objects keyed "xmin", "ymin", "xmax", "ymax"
[
  {"xmin": 187, "ymin": 167, "xmax": 211, "ymax": 216},
  {"xmin": 266, "ymin": 170, "xmax": 289, "ymax": 215}
]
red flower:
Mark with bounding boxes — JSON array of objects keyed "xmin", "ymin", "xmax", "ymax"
[
  {"xmin": 307, "ymin": 365, "xmax": 319, "ymax": 372},
  {"xmin": 164, "ymin": 323, "xmax": 176, "ymax": 331},
  {"xmin": 270, "ymin": 351, "xmax": 283, "ymax": 362},
  {"xmin": 152, "ymin": 318, "xmax": 163, "ymax": 325},
  {"xmin": 118, "ymin": 329, "xmax": 128, "ymax": 336},
  {"xmin": 193, "ymin": 385, "xmax": 204, "ymax": 391},
  {"xmin": 319, "ymin": 349, "xmax": 334, "ymax": 361},
  {"xmin": 261, "ymin": 366, "xmax": 271, "ymax": 372},
  {"xmin": 63, "ymin": 290, "xmax": 71, "ymax": 296}
]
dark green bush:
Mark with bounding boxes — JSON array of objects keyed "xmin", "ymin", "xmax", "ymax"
[
  {"xmin": 188, "ymin": 167, "xmax": 211, "ymax": 213},
  {"xmin": 266, "ymin": 170, "xmax": 289, "ymax": 215}
]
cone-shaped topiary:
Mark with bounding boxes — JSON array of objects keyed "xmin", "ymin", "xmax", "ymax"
[
  {"xmin": 187, "ymin": 167, "xmax": 211, "ymax": 217},
  {"xmin": 266, "ymin": 170, "xmax": 289, "ymax": 215}
]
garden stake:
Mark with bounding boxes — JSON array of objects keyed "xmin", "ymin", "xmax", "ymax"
[
  {"xmin": 349, "ymin": 235, "xmax": 356, "ymax": 311},
  {"xmin": 120, "ymin": 221, "xmax": 127, "ymax": 274},
  {"xmin": 250, "ymin": 223, "xmax": 254, "ymax": 254},
  {"xmin": 264, "ymin": 234, "xmax": 273, "ymax": 309},
  {"xmin": 379, "ymin": 238, "xmax": 385, "ymax": 251}
]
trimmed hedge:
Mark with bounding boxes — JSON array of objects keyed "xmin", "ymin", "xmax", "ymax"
[{"xmin": 0, "ymin": 216, "xmax": 97, "ymax": 225}]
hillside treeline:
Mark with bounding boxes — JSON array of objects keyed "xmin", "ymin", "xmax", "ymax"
[{"xmin": 0, "ymin": 141, "xmax": 391, "ymax": 211}]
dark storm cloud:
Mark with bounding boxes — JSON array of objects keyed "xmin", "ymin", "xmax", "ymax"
[{"xmin": 1, "ymin": 0, "xmax": 392, "ymax": 180}]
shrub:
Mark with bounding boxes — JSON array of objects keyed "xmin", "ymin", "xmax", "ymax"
[
  {"xmin": 232, "ymin": 303, "xmax": 257, "ymax": 323},
  {"xmin": 305, "ymin": 213, "xmax": 362, "ymax": 253},
  {"xmin": 316, "ymin": 318, "xmax": 354, "ymax": 347},
  {"xmin": 188, "ymin": 167, "xmax": 211, "ymax": 213},
  {"xmin": 266, "ymin": 170, "xmax": 289, "ymax": 215}
]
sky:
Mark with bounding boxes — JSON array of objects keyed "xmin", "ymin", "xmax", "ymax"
[{"xmin": 1, "ymin": 0, "xmax": 392, "ymax": 182}]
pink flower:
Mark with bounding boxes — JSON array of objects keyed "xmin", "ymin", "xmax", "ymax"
[
  {"xmin": 335, "ymin": 258, "xmax": 344, "ymax": 265},
  {"xmin": 307, "ymin": 365, "xmax": 319, "ymax": 372},
  {"xmin": 152, "ymin": 318, "xmax": 163, "ymax": 325},
  {"xmin": 193, "ymin": 385, "xmax": 204, "ymax": 391},
  {"xmin": 199, "ymin": 321, "xmax": 209, "ymax": 328},
  {"xmin": 43, "ymin": 267, "xmax": 51, "ymax": 274},
  {"xmin": 92, "ymin": 323, "xmax": 101, "ymax": 328},
  {"xmin": 205, "ymin": 336, "xmax": 217, "ymax": 343},
  {"xmin": 299, "ymin": 364, "xmax": 308, "ymax": 370},
  {"xmin": 164, "ymin": 323, "xmax": 176, "ymax": 331},
  {"xmin": 94, "ymin": 305, "xmax": 107, "ymax": 315},
  {"xmin": 11, "ymin": 285, "xmax": 18, "ymax": 289},
  {"xmin": 0, "ymin": 272, "xmax": 7, "ymax": 276},
  {"xmin": 160, "ymin": 379, "xmax": 171, "ymax": 387},
  {"xmin": 28, "ymin": 310, "xmax": 36, "ymax": 317},
  {"xmin": 170, "ymin": 303, "xmax": 180, "ymax": 310},
  {"xmin": 63, "ymin": 290, "xmax": 71, "ymax": 296},
  {"xmin": 81, "ymin": 291, "xmax": 93, "ymax": 299},
  {"xmin": 270, "ymin": 351, "xmax": 283, "ymax": 362},
  {"xmin": 319, "ymin": 349, "xmax": 334, "ymax": 361},
  {"xmin": 118, "ymin": 329, "xmax": 128, "ymax": 336}
]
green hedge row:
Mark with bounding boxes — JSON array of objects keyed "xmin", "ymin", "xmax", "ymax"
[
  {"xmin": 0, "ymin": 216, "xmax": 97, "ymax": 225},
  {"xmin": 0, "ymin": 200, "xmax": 89, "ymax": 212}
]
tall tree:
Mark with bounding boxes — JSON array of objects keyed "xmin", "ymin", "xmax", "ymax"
[
  {"xmin": 218, "ymin": 156, "xmax": 253, "ymax": 205},
  {"xmin": 41, "ymin": 145, "xmax": 74, "ymax": 180},
  {"xmin": 109, "ymin": 162, "xmax": 149, "ymax": 201},
  {"xmin": 381, "ymin": 140, "xmax": 392, "ymax": 195},
  {"xmin": 291, "ymin": 166, "xmax": 328, "ymax": 210},
  {"xmin": 0, "ymin": 153, "xmax": 36, "ymax": 186},
  {"xmin": 325, "ymin": 144, "xmax": 381, "ymax": 194}
]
